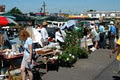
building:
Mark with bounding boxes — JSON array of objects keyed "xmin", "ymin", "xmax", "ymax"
[
  {"xmin": 68, "ymin": 15, "xmax": 89, "ymax": 19},
  {"xmin": 35, "ymin": 13, "xmax": 46, "ymax": 16},
  {"xmin": 81, "ymin": 11, "xmax": 120, "ymax": 19}
]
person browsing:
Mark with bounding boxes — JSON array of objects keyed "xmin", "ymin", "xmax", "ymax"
[{"xmin": 19, "ymin": 30, "xmax": 33, "ymax": 80}]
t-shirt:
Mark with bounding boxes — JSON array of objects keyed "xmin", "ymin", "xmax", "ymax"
[
  {"xmin": 91, "ymin": 28, "xmax": 99, "ymax": 37},
  {"xmin": 23, "ymin": 37, "xmax": 34, "ymax": 68},
  {"xmin": 99, "ymin": 25, "xmax": 105, "ymax": 33},
  {"xmin": 55, "ymin": 31, "xmax": 64, "ymax": 42},
  {"xmin": 110, "ymin": 25, "xmax": 116, "ymax": 34},
  {"xmin": 41, "ymin": 27, "xmax": 48, "ymax": 42},
  {"xmin": 24, "ymin": 37, "xmax": 33, "ymax": 58}
]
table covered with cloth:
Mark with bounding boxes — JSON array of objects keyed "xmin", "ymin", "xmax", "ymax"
[{"xmin": 0, "ymin": 52, "xmax": 23, "ymax": 80}]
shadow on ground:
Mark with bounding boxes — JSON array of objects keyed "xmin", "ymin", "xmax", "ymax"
[{"xmin": 113, "ymin": 76, "xmax": 120, "ymax": 80}]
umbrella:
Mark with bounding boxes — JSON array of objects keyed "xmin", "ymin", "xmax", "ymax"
[
  {"xmin": 61, "ymin": 20, "xmax": 78, "ymax": 30},
  {"xmin": 0, "ymin": 16, "xmax": 8, "ymax": 26},
  {"xmin": 7, "ymin": 18, "xmax": 18, "ymax": 26},
  {"xmin": 0, "ymin": 16, "xmax": 18, "ymax": 26}
]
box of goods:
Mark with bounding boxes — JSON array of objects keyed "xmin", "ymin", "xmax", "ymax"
[
  {"xmin": 35, "ymin": 48, "xmax": 53, "ymax": 55},
  {"xmin": 81, "ymin": 38, "xmax": 93, "ymax": 48}
]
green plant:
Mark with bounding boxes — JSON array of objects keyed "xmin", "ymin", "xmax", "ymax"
[
  {"xmin": 50, "ymin": 47, "xmax": 57, "ymax": 50},
  {"xmin": 118, "ymin": 25, "xmax": 120, "ymax": 28},
  {"xmin": 79, "ymin": 48, "xmax": 89, "ymax": 58},
  {"xmin": 58, "ymin": 28, "xmax": 89, "ymax": 67}
]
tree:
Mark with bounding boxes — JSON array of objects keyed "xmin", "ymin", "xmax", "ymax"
[
  {"xmin": 29, "ymin": 12, "xmax": 35, "ymax": 16},
  {"xmin": 9, "ymin": 7, "xmax": 23, "ymax": 14},
  {"xmin": 87, "ymin": 9, "xmax": 96, "ymax": 12}
]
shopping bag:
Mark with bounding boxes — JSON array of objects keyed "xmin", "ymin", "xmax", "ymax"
[{"xmin": 114, "ymin": 38, "xmax": 117, "ymax": 43}]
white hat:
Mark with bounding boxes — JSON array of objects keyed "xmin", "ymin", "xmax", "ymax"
[{"xmin": 110, "ymin": 21, "xmax": 114, "ymax": 24}]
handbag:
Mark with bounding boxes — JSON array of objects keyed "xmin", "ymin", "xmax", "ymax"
[
  {"xmin": 25, "ymin": 48, "xmax": 36, "ymax": 60},
  {"xmin": 19, "ymin": 46, "xmax": 24, "ymax": 53}
]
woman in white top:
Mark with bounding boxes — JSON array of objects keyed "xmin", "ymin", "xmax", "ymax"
[
  {"xmin": 90, "ymin": 23, "xmax": 99, "ymax": 51},
  {"xmin": 55, "ymin": 28, "xmax": 64, "ymax": 46},
  {"xmin": 41, "ymin": 22, "xmax": 49, "ymax": 45}
]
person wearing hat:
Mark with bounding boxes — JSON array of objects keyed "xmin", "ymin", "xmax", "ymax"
[
  {"xmin": 108, "ymin": 21, "xmax": 116, "ymax": 49},
  {"xmin": 110, "ymin": 38, "xmax": 120, "ymax": 73},
  {"xmin": 43, "ymin": 21, "xmax": 47, "ymax": 27},
  {"xmin": 41, "ymin": 21, "xmax": 49, "ymax": 46}
]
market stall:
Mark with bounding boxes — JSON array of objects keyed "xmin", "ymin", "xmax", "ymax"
[
  {"xmin": 0, "ymin": 50, "xmax": 23, "ymax": 80},
  {"xmin": 35, "ymin": 48, "xmax": 54, "ymax": 72},
  {"xmin": 34, "ymin": 42, "xmax": 60, "ymax": 72},
  {"xmin": 0, "ymin": 16, "xmax": 18, "ymax": 26}
]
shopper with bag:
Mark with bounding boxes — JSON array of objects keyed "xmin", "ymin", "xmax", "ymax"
[
  {"xmin": 19, "ymin": 30, "xmax": 33, "ymax": 80},
  {"xmin": 108, "ymin": 21, "xmax": 116, "ymax": 49}
]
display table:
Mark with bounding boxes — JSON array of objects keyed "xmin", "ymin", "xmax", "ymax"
[
  {"xmin": 0, "ymin": 52, "xmax": 23, "ymax": 80},
  {"xmin": 35, "ymin": 48, "xmax": 55, "ymax": 72}
]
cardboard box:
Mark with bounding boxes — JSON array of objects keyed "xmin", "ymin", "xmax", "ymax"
[{"xmin": 36, "ymin": 49, "xmax": 53, "ymax": 55}]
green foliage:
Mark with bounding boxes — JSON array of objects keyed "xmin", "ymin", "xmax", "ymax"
[
  {"xmin": 87, "ymin": 9, "xmax": 96, "ymax": 12},
  {"xmin": 79, "ymin": 48, "xmax": 89, "ymax": 58},
  {"xmin": 29, "ymin": 12, "xmax": 35, "ymax": 16},
  {"xmin": 118, "ymin": 25, "xmax": 120, "ymax": 28},
  {"xmin": 63, "ymin": 30, "xmax": 82, "ymax": 48},
  {"xmin": 58, "ymin": 29, "xmax": 89, "ymax": 67},
  {"xmin": 50, "ymin": 47, "xmax": 57, "ymax": 50}
]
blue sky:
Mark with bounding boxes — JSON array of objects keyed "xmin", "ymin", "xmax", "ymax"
[{"xmin": 0, "ymin": 0, "xmax": 120, "ymax": 13}]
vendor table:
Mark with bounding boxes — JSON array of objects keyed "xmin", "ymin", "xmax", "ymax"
[
  {"xmin": 35, "ymin": 49, "xmax": 55, "ymax": 72},
  {"xmin": 0, "ymin": 52, "xmax": 23, "ymax": 80}
]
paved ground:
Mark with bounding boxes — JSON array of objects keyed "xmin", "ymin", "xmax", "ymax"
[
  {"xmin": 40, "ymin": 49, "xmax": 118, "ymax": 80},
  {"xmin": 95, "ymin": 59, "xmax": 119, "ymax": 80}
]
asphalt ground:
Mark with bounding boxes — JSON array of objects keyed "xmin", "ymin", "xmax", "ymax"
[
  {"xmin": 94, "ymin": 59, "xmax": 119, "ymax": 80},
  {"xmin": 40, "ymin": 49, "xmax": 118, "ymax": 80}
]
